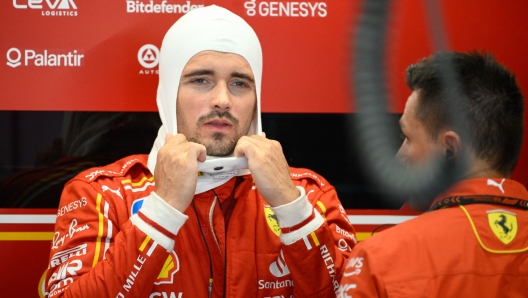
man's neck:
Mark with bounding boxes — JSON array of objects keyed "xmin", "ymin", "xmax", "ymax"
[
  {"xmin": 463, "ymin": 158, "xmax": 508, "ymax": 180},
  {"xmin": 409, "ymin": 159, "xmax": 509, "ymax": 212},
  {"xmin": 464, "ymin": 158, "xmax": 510, "ymax": 179}
]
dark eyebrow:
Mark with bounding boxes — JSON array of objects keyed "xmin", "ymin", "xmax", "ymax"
[
  {"xmin": 182, "ymin": 69, "xmax": 214, "ymax": 78},
  {"xmin": 231, "ymin": 71, "xmax": 254, "ymax": 83}
]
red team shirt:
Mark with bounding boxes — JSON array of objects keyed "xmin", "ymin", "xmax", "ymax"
[{"xmin": 339, "ymin": 178, "xmax": 528, "ymax": 298}]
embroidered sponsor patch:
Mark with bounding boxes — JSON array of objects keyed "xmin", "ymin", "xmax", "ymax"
[{"xmin": 155, "ymin": 251, "xmax": 180, "ymax": 285}]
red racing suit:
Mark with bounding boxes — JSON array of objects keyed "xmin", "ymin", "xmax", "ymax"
[
  {"xmin": 338, "ymin": 178, "xmax": 528, "ymax": 298},
  {"xmin": 46, "ymin": 154, "xmax": 356, "ymax": 298}
]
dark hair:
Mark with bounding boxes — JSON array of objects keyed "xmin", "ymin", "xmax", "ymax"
[{"xmin": 405, "ymin": 51, "xmax": 524, "ymax": 175}]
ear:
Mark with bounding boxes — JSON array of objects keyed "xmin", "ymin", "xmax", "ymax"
[{"xmin": 441, "ymin": 131, "xmax": 461, "ymax": 161}]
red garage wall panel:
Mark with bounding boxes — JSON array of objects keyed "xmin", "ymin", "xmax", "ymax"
[
  {"xmin": 1, "ymin": 0, "xmax": 527, "ymax": 183},
  {"xmin": 1, "ymin": 1, "xmax": 528, "ymax": 297}
]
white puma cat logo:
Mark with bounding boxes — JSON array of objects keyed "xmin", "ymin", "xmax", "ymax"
[
  {"xmin": 487, "ymin": 178, "xmax": 505, "ymax": 194},
  {"xmin": 102, "ymin": 185, "xmax": 124, "ymax": 199}
]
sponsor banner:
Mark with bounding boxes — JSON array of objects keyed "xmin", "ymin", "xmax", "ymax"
[
  {"xmin": 0, "ymin": 0, "xmax": 527, "ymax": 116},
  {"xmin": 1, "ymin": 0, "xmax": 528, "ymax": 115},
  {"xmin": 0, "ymin": 0, "xmax": 354, "ymax": 112},
  {"xmin": 0, "ymin": 0, "xmax": 527, "ymax": 184}
]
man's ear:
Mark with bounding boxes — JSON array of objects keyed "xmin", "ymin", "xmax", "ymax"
[{"xmin": 441, "ymin": 131, "xmax": 461, "ymax": 161}]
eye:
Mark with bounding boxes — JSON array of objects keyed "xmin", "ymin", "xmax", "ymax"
[
  {"xmin": 190, "ymin": 78, "xmax": 207, "ymax": 84},
  {"xmin": 232, "ymin": 81, "xmax": 249, "ymax": 87}
]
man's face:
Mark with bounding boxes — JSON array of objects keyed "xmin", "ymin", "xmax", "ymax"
[
  {"xmin": 176, "ymin": 51, "xmax": 257, "ymax": 156},
  {"xmin": 397, "ymin": 90, "xmax": 444, "ymax": 166}
]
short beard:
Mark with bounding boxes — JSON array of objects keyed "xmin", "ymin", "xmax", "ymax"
[
  {"xmin": 195, "ymin": 132, "xmax": 237, "ymax": 156},
  {"xmin": 190, "ymin": 111, "xmax": 241, "ymax": 156}
]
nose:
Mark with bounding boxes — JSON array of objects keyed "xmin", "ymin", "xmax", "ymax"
[{"xmin": 210, "ymin": 81, "xmax": 231, "ymax": 111}]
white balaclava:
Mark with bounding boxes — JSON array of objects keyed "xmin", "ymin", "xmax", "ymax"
[{"xmin": 147, "ymin": 5, "xmax": 263, "ymax": 194}]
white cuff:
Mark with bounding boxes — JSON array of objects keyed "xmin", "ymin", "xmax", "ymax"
[
  {"xmin": 140, "ymin": 192, "xmax": 189, "ymax": 235},
  {"xmin": 132, "ymin": 214, "xmax": 174, "ymax": 252},
  {"xmin": 130, "ymin": 192, "xmax": 189, "ymax": 252},
  {"xmin": 270, "ymin": 186, "xmax": 312, "ymax": 228},
  {"xmin": 280, "ymin": 212, "xmax": 325, "ymax": 246}
]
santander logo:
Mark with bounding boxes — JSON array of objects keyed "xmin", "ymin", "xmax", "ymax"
[{"xmin": 269, "ymin": 250, "xmax": 290, "ymax": 277}]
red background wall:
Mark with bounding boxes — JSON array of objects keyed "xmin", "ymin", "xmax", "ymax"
[
  {"xmin": 1, "ymin": 0, "xmax": 527, "ymax": 184},
  {"xmin": 1, "ymin": 1, "xmax": 528, "ymax": 296}
]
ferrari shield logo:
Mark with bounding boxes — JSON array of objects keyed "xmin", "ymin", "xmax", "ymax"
[
  {"xmin": 487, "ymin": 210, "xmax": 517, "ymax": 245},
  {"xmin": 264, "ymin": 206, "xmax": 281, "ymax": 237}
]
